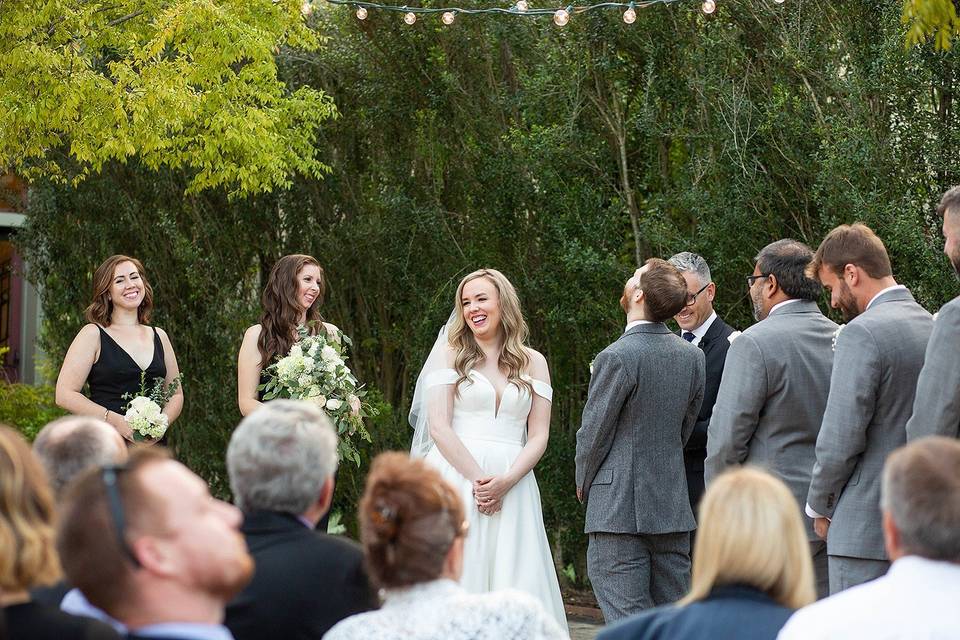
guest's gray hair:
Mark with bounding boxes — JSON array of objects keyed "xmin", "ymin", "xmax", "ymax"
[
  {"xmin": 668, "ymin": 252, "xmax": 712, "ymax": 287},
  {"xmin": 880, "ymin": 436, "xmax": 960, "ymax": 563},
  {"xmin": 33, "ymin": 416, "xmax": 125, "ymax": 497},
  {"xmin": 227, "ymin": 400, "xmax": 339, "ymax": 514}
]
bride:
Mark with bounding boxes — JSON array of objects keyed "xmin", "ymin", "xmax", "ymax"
[{"xmin": 410, "ymin": 268, "xmax": 567, "ymax": 632}]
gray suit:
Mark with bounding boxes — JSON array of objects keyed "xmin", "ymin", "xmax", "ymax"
[
  {"xmin": 807, "ymin": 287, "xmax": 932, "ymax": 593},
  {"xmin": 704, "ymin": 299, "xmax": 837, "ymax": 597},
  {"xmin": 576, "ymin": 322, "xmax": 705, "ymax": 622},
  {"xmin": 906, "ymin": 295, "xmax": 960, "ymax": 440}
]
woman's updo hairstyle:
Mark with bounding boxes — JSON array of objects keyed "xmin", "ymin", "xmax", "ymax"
[{"xmin": 360, "ymin": 452, "xmax": 466, "ymax": 590}]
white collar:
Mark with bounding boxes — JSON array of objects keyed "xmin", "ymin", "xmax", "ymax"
[
  {"xmin": 687, "ymin": 311, "xmax": 717, "ymax": 340},
  {"xmin": 866, "ymin": 284, "xmax": 908, "ymax": 311},
  {"xmin": 625, "ymin": 319, "xmax": 655, "ymax": 333},
  {"xmin": 769, "ymin": 298, "xmax": 803, "ymax": 315}
]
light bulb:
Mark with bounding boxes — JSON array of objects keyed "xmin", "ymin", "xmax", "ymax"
[
  {"xmin": 403, "ymin": 11, "xmax": 417, "ymax": 24},
  {"xmin": 622, "ymin": 7, "xmax": 636, "ymax": 23},
  {"xmin": 355, "ymin": 6, "xmax": 368, "ymax": 19},
  {"xmin": 701, "ymin": 0, "xmax": 716, "ymax": 14},
  {"xmin": 301, "ymin": 0, "xmax": 313, "ymax": 15},
  {"xmin": 553, "ymin": 8, "xmax": 569, "ymax": 26},
  {"xmin": 441, "ymin": 10, "xmax": 455, "ymax": 23},
  {"xmin": 515, "ymin": 0, "xmax": 529, "ymax": 11}
]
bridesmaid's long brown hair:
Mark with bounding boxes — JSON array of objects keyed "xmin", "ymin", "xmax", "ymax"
[
  {"xmin": 84, "ymin": 255, "xmax": 154, "ymax": 326},
  {"xmin": 257, "ymin": 254, "xmax": 325, "ymax": 367}
]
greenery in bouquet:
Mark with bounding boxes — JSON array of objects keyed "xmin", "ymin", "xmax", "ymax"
[
  {"xmin": 122, "ymin": 372, "xmax": 183, "ymax": 441},
  {"xmin": 258, "ymin": 325, "xmax": 377, "ymax": 466}
]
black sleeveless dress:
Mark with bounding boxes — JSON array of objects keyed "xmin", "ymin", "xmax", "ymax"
[{"xmin": 88, "ymin": 325, "xmax": 167, "ymax": 414}]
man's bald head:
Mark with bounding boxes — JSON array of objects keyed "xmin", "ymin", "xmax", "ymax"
[{"xmin": 33, "ymin": 416, "xmax": 127, "ymax": 496}]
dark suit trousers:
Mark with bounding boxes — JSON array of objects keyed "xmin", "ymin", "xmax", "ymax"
[{"xmin": 587, "ymin": 531, "xmax": 691, "ymax": 623}]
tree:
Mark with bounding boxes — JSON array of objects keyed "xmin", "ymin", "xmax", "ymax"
[
  {"xmin": 0, "ymin": 0, "xmax": 337, "ymax": 194},
  {"xmin": 903, "ymin": 0, "xmax": 960, "ymax": 50}
]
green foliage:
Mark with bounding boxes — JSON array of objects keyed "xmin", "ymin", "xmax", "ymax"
[
  {"xmin": 0, "ymin": 383, "xmax": 67, "ymax": 441},
  {"xmin": 0, "ymin": 0, "xmax": 337, "ymax": 195},
  {"xmin": 13, "ymin": 0, "xmax": 960, "ymax": 588},
  {"xmin": 903, "ymin": 0, "xmax": 960, "ymax": 50}
]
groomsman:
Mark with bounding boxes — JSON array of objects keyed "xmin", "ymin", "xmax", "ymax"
[
  {"xmin": 668, "ymin": 252, "xmax": 738, "ymax": 514},
  {"xmin": 806, "ymin": 223, "xmax": 933, "ymax": 594},
  {"xmin": 576, "ymin": 259, "xmax": 705, "ymax": 622},
  {"xmin": 907, "ymin": 186, "xmax": 960, "ymax": 440},
  {"xmin": 704, "ymin": 239, "xmax": 836, "ymax": 598}
]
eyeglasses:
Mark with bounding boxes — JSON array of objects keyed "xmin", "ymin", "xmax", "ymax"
[
  {"xmin": 101, "ymin": 465, "xmax": 142, "ymax": 568},
  {"xmin": 685, "ymin": 282, "xmax": 711, "ymax": 306},
  {"xmin": 746, "ymin": 273, "xmax": 770, "ymax": 287}
]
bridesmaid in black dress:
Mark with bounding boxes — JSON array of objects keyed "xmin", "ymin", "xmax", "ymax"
[
  {"xmin": 237, "ymin": 254, "xmax": 339, "ymax": 531},
  {"xmin": 56, "ymin": 255, "xmax": 183, "ymax": 443}
]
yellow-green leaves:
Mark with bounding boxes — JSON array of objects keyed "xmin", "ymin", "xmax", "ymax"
[
  {"xmin": 902, "ymin": 0, "xmax": 960, "ymax": 50},
  {"xmin": 0, "ymin": 0, "xmax": 336, "ymax": 195}
]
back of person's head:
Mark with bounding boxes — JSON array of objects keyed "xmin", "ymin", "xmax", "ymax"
[
  {"xmin": 684, "ymin": 467, "xmax": 815, "ymax": 609},
  {"xmin": 0, "ymin": 425, "xmax": 61, "ymax": 592},
  {"xmin": 640, "ymin": 258, "xmax": 690, "ymax": 323},
  {"xmin": 881, "ymin": 436, "xmax": 960, "ymax": 563},
  {"xmin": 360, "ymin": 452, "xmax": 466, "ymax": 590},
  {"xmin": 809, "ymin": 223, "xmax": 893, "ymax": 280},
  {"xmin": 33, "ymin": 416, "xmax": 127, "ymax": 497},
  {"xmin": 227, "ymin": 400, "xmax": 339, "ymax": 514},
  {"xmin": 755, "ymin": 239, "xmax": 822, "ymax": 301},
  {"xmin": 56, "ymin": 447, "xmax": 172, "ymax": 617}
]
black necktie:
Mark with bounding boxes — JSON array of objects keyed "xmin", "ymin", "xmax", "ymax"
[{"xmin": 682, "ymin": 331, "xmax": 696, "ymax": 343}]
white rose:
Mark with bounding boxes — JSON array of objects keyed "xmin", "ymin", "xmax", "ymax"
[
  {"xmin": 321, "ymin": 345, "xmax": 339, "ymax": 362},
  {"xmin": 311, "ymin": 395, "xmax": 328, "ymax": 408},
  {"xmin": 326, "ymin": 398, "xmax": 343, "ymax": 411},
  {"xmin": 348, "ymin": 394, "xmax": 361, "ymax": 415},
  {"xmin": 290, "ymin": 344, "xmax": 303, "ymax": 358},
  {"xmin": 302, "ymin": 357, "xmax": 315, "ymax": 372},
  {"xmin": 298, "ymin": 374, "xmax": 313, "ymax": 389}
]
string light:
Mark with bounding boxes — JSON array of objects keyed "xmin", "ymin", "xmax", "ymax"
[
  {"xmin": 328, "ymin": 0, "xmax": 696, "ymax": 25},
  {"xmin": 701, "ymin": 0, "xmax": 715, "ymax": 13}
]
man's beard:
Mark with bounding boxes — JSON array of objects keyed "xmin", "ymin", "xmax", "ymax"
[
  {"xmin": 750, "ymin": 288, "xmax": 765, "ymax": 322},
  {"xmin": 837, "ymin": 281, "xmax": 861, "ymax": 322},
  {"xmin": 949, "ymin": 247, "xmax": 960, "ymax": 280}
]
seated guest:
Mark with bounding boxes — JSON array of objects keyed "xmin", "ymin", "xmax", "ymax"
[
  {"xmin": 0, "ymin": 424, "xmax": 120, "ymax": 640},
  {"xmin": 31, "ymin": 415, "xmax": 128, "ymax": 612},
  {"xmin": 778, "ymin": 436, "xmax": 960, "ymax": 639},
  {"xmin": 224, "ymin": 400, "xmax": 377, "ymax": 640},
  {"xmin": 56, "ymin": 447, "xmax": 254, "ymax": 640},
  {"xmin": 33, "ymin": 415, "xmax": 128, "ymax": 497},
  {"xmin": 323, "ymin": 452, "xmax": 566, "ymax": 640},
  {"xmin": 599, "ymin": 467, "xmax": 815, "ymax": 640}
]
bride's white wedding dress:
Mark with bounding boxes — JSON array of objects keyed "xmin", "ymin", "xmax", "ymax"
[{"xmin": 422, "ymin": 369, "xmax": 568, "ymax": 633}]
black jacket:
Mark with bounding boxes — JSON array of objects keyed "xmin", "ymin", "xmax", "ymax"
[
  {"xmin": 680, "ymin": 315, "xmax": 736, "ymax": 511},
  {"xmin": 224, "ymin": 511, "xmax": 378, "ymax": 640}
]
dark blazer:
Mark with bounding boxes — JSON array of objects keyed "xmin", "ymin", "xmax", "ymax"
[
  {"xmin": 4, "ymin": 601, "xmax": 120, "ymax": 640},
  {"xmin": 224, "ymin": 511, "xmax": 377, "ymax": 640},
  {"xmin": 680, "ymin": 315, "xmax": 737, "ymax": 512},
  {"xmin": 596, "ymin": 585, "xmax": 794, "ymax": 640}
]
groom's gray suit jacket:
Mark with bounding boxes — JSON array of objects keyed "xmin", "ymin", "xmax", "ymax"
[
  {"xmin": 705, "ymin": 299, "xmax": 838, "ymax": 541},
  {"xmin": 576, "ymin": 322, "xmax": 705, "ymax": 535},
  {"xmin": 807, "ymin": 287, "xmax": 932, "ymax": 561}
]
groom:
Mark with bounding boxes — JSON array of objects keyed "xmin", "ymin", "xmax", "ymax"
[{"xmin": 576, "ymin": 259, "xmax": 705, "ymax": 622}]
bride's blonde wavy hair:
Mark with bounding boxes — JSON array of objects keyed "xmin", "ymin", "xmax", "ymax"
[{"xmin": 448, "ymin": 269, "xmax": 532, "ymax": 395}]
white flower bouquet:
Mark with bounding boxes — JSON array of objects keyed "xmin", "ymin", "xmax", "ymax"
[
  {"xmin": 122, "ymin": 372, "xmax": 182, "ymax": 441},
  {"xmin": 259, "ymin": 324, "xmax": 376, "ymax": 465}
]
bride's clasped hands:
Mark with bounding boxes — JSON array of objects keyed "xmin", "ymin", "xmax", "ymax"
[{"xmin": 473, "ymin": 474, "xmax": 514, "ymax": 515}]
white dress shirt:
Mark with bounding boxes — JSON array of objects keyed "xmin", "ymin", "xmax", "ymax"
[
  {"xmin": 682, "ymin": 311, "xmax": 717, "ymax": 347},
  {"xmin": 777, "ymin": 556, "xmax": 960, "ymax": 640},
  {"xmin": 866, "ymin": 284, "xmax": 908, "ymax": 311},
  {"xmin": 769, "ymin": 298, "xmax": 802, "ymax": 315}
]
